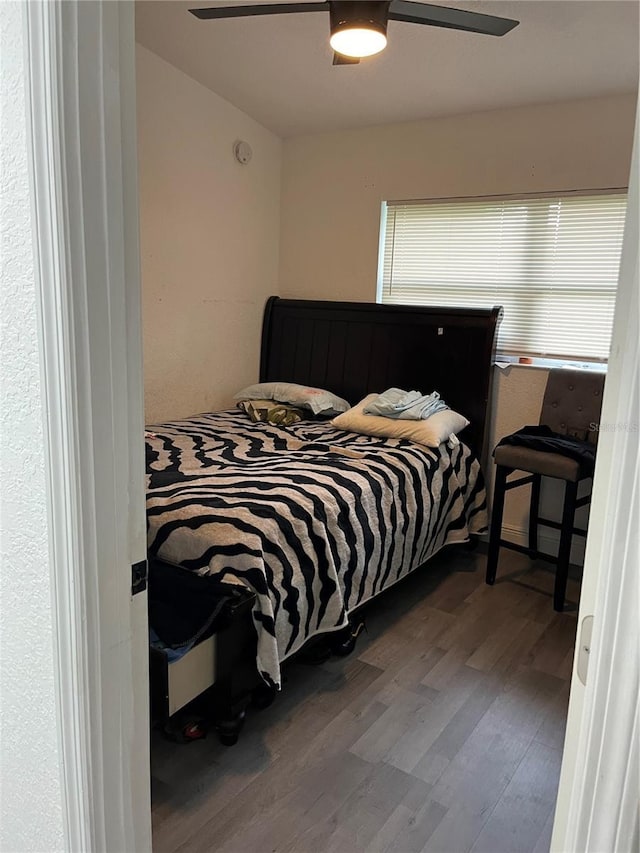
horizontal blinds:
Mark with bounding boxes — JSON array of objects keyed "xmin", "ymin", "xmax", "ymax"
[{"xmin": 380, "ymin": 192, "xmax": 627, "ymax": 359}]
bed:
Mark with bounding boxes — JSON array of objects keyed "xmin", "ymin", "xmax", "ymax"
[{"xmin": 147, "ymin": 297, "xmax": 502, "ymax": 742}]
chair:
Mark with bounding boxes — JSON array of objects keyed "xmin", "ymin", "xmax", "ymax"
[{"xmin": 486, "ymin": 368, "xmax": 605, "ymax": 611}]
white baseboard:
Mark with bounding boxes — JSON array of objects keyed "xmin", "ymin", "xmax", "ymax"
[{"xmin": 500, "ymin": 523, "xmax": 586, "ymax": 564}]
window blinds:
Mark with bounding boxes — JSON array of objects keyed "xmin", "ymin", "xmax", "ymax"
[{"xmin": 379, "ymin": 192, "xmax": 627, "ymax": 360}]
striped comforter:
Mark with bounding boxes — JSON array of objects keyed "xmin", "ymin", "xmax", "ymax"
[{"xmin": 145, "ymin": 409, "xmax": 487, "ymax": 687}]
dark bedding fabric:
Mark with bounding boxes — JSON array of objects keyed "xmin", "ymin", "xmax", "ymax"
[
  {"xmin": 145, "ymin": 409, "xmax": 488, "ymax": 687},
  {"xmin": 148, "ymin": 559, "xmax": 248, "ymax": 650}
]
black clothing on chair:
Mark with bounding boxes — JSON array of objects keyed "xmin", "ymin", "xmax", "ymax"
[{"xmin": 495, "ymin": 425, "xmax": 596, "ymax": 478}]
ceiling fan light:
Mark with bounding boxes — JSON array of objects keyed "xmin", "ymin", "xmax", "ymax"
[{"xmin": 330, "ymin": 23, "xmax": 387, "ymax": 58}]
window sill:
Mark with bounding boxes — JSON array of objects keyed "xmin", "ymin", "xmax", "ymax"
[{"xmin": 494, "ymin": 355, "xmax": 607, "ymax": 374}]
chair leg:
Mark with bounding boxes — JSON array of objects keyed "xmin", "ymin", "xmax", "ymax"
[
  {"xmin": 486, "ymin": 465, "xmax": 508, "ymax": 585},
  {"xmin": 554, "ymin": 479, "xmax": 579, "ymax": 612},
  {"xmin": 529, "ymin": 474, "xmax": 541, "ymax": 559}
]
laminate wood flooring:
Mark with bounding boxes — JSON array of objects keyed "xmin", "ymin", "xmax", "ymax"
[{"xmin": 151, "ymin": 547, "xmax": 580, "ymax": 853}]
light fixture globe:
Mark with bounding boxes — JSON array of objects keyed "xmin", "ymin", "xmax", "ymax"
[
  {"xmin": 330, "ymin": 25, "xmax": 387, "ymax": 58},
  {"xmin": 329, "ymin": 1, "xmax": 389, "ymax": 58}
]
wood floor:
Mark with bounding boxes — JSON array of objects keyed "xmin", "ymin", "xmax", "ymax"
[{"xmin": 151, "ymin": 546, "xmax": 580, "ymax": 853}]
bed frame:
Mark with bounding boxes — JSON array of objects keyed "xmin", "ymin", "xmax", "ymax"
[
  {"xmin": 261, "ymin": 297, "xmax": 502, "ymax": 458},
  {"xmin": 150, "ymin": 297, "xmax": 502, "ymax": 744}
]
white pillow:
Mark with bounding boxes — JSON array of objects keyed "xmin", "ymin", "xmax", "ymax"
[
  {"xmin": 331, "ymin": 394, "xmax": 469, "ymax": 448},
  {"xmin": 234, "ymin": 382, "xmax": 350, "ymax": 416}
]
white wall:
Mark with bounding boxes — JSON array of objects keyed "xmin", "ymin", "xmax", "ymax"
[
  {"xmin": 279, "ymin": 94, "xmax": 637, "ymax": 551},
  {"xmin": 0, "ymin": 4, "xmax": 65, "ymax": 851},
  {"xmin": 137, "ymin": 46, "xmax": 283, "ymax": 423}
]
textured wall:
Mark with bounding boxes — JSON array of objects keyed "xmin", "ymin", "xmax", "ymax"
[
  {"xmin": 0, "ymin": 4, "xmax": 65, "ymax": 851},
  {"xmin": 137, "ymin": 46, "xmax": 283, "ymax": 423}
]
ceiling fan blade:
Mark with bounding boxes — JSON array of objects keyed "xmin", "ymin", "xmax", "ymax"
[
  {"xmin": 190, "ymin": 2, "xmax": 330, "ymax": 20},
  {"xmin": 388, "ymin": 1, "xmax": 518, "ymax": 36},
  {"xmin": 332, "ymin": 52, "xmax": 361, "ymax": 65}
]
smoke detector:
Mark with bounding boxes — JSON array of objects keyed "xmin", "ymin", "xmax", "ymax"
[{"xmin": 233, "ymin": 140, "xmax": 252, "ymax": 165}]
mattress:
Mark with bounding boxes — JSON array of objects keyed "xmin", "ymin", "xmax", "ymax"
[{"xmin": 145, "ymin": 409, "xmax": 487, "ymax": 687}]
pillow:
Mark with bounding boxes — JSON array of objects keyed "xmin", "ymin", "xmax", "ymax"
[
  {"xmin": 331, "ymin": 394, "xmax": 469, "ymax": 448},
  {"xmin": 234, "ymin": 382, "xmax": 350, "ymax": 417}
]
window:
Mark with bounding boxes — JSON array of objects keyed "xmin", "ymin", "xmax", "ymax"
[{"xmin": 379, "ymin": 191, "xmax": 627, "ymax": 360}]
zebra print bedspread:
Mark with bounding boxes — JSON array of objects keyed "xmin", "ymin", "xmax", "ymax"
[{"xmin": 145, "ymin": 410, "xmax": 487, "ymax": 687}]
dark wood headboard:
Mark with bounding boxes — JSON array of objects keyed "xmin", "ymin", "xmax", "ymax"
[{"xmin": 260, "ymin": 297, "xmax": 502, "ymax": 457}]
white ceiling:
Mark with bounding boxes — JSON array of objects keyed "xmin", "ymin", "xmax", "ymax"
[{"xmin": 135, "ymin": 0, "xmax": 639, "ymax": 137}]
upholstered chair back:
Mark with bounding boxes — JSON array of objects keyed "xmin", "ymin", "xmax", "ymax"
[{"xmin": 539, "ymin": 368, "xmax": 605, "ymax": 441}]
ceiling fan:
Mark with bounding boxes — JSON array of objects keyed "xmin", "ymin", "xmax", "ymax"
[{"xmin": 189, "ymin": 1, "xmax": 519, "ymax": 65}]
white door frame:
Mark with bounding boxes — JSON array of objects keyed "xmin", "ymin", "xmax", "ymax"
[
  {"xmin": 25, "ymin": 1, "xmax": 151, "ymax": 850},
  {"xmin": 551, "ymin": 100, "xmax": 639, "ymax": 851},
  {"xmin": 25, "ymin": 0, "xmax": 637, "ymax": 848}
]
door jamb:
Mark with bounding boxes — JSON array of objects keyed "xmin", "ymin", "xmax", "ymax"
[
  {"xmin": 24, "ymin": 1, "xmax": 150, "ymax": 849},
  {"xmin": 551, "ymin": 98, "xmax": 639, "ymax": 851}
]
